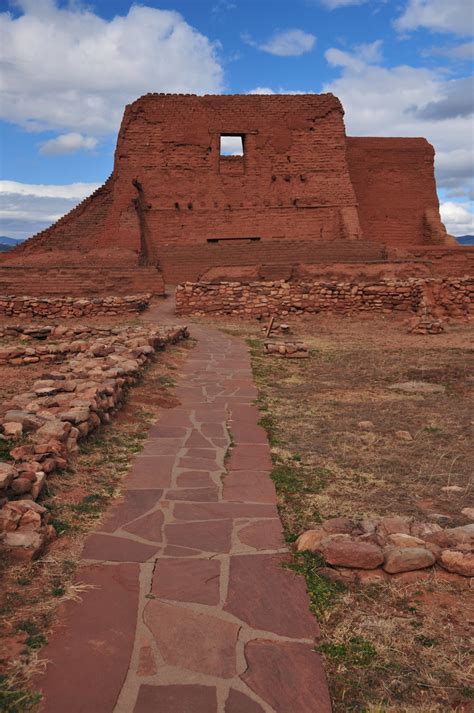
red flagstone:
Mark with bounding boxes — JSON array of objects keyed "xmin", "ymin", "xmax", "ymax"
[
  {"xmin": 165, "ymin": 519, "xmax": 233, "ymax": 553},
  {"xmin": 152, "ymin": 558, "xmax": 220, "ymax": 604},
  {"xmin": 225, "ymin": 554, "xmax": 320, "ymax": 639},
  {"xmin": 184, "ymin": 447, "xmax": 217, "ymax": 459},
  {"xmin": 147, "ymin": 425, "xmax": 188, "ymax": 438},
  {"xmin": 125, "ymin": 455, "xmax": 175, "ymax": 489},
  {"xmin": 223, "ymin": 470, "xmax": 276, "ymax": 503},
  {"xmin": 133, "ymin": 684, "xmax": 217, "ymax": 713},
  {"xmin": 173, "ymin": 502, "xmax": 277, "ymax": 521},
  {"xmin": 165, "ymin": 487, "xmax": 219, "ymax": 501},
  {"xmin": 229, "ymin": 422, "xmax": 268, "ymax": 444},
  {"xmin": 237, "ymin": 520, "xmax": 285, "ymax": 551},
  {"xmin": 38, "ymin": 563, "xmax": 139, "ymax": 713},
  {"xmin": 178, "ymin": 456, "xmax": 220, "ymax": 471},
  {"xmin": 162, "ymin": 544, "xmax": 203, "ymax": 557},
  {"xmin": 140, "ymin": 439, "xmax": 184, "ymax": 456},
  {"xmin": 176, "ymin": 471, "xmax": 215, "ymax": 487},
  {"xmin": 225, "ymin": 688, "xmax": 265, "ymax": 712},
  {"xmin": 201, "ymin": 423, "xmax": 226, "ymax": 438},
  {"xmin": 229, "ymin": 404, "xmax": 261, "ymax": 424},
  {"xmin": 122, "ymin": 510, "xmax": 164, "ymax": 542},
  {"xmin": 227, "ymin": 445, "xmax": 273, "ymax": 472},
  {"xmin": 184, "ymin": 430, "xmax": 213, "ymax": 448},
  {"xmin": 144, "ymin": 600, "xmax": 239, "ymax": 678},
  {"xmin": 100, "ymin": 490, "xmax": 162, "ymax": 533},
  {"xmin": 82, "ymin": 533, "xmax": 159, "ymax": 562},
  {"xmin": 242, "ymin": 639, "xmax": 332, "ymax": 713}
]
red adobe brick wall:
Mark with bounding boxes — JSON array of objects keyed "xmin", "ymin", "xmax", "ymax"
[
  {"xmin": 346, "ymin": 137, "xmax": 447, "ymax": 249},
  {"xmin": 0, "ymin": 267, "xmax": 165, "ymax": 296},
  {"xmin": 1, "ymin": 94, "xmax": 458, "ymax": 287}
]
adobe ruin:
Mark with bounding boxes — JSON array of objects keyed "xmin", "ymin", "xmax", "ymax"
[{"xmin": 1, "ymin": 93, "xmax": 472, "ymax": 294}]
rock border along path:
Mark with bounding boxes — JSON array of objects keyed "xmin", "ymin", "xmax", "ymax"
[{"xmin": 37, "ymin": 304, "xmax": 331, "ymax": 713}]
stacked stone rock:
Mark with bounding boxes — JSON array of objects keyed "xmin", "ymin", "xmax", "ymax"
[
  {"xmin": 176, "ymin": 277, "xmax": 473, "ymax": 321},
  {"xmin": 0, "ymin": 324, "xmax": 188, "ymax": 560},
  {"xmin": 263, "ymin": 341, "xmax": 309, "ymax": 358},
  {"xmin": 296, "ymin": 516, "xmax": 474, "ymax": 579},
  {"xmin": 0, "ymin": 324, "xmax": 152, "ymax": 366},
  {"xmin": 0, "ymin": 294, "xmax": 151, "ymax": 319},
  {"xmin": 408, "ymin": 311, "xmax": 445, "ymax": 334}
]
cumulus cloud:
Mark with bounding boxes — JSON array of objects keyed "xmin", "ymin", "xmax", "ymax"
[
  {"xmin": 440, "ymin": 201, "xmax": 474, "ymax": 235},
  {"xmin": 429, "ymin": 41, "xmax": 474, "ymax": 60},
  {"xmin": 39, "ymin": 133, "xmax": 98, "ymax": 155},
  {"xmin": 0, "ymin": 180, "xmax": 100, "ymax": 240},
  {"xmin": 0, "ymin": 0, "xmax": 223, "ymax": 135},
  {"xmin": 411, "ymin": 76, "xmax": 474, "ymax": 120},
  {"xmin": 243, "ymin": 29, "xmax": 316, "ymax": 56},
  {"xmin": 323, "ymin": 44, "xmax": 474, "ymax": 202},
  {"xmin": 395, "ymin": 0, "xmax": 474, "ymax": 37}
]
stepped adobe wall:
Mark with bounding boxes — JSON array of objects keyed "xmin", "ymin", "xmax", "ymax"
[{"xmin": 2, "ymin": 92, "xmax": 469, "ymax": 291}]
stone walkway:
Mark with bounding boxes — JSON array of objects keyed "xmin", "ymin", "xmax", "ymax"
[{"xmin": 37, "ymin": 310, "xmax": 331, "ymax": 712}]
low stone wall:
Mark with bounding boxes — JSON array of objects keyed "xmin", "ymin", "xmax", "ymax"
[
  {"xmin": 296, "ymin": 516, "xmax": 473, "ymax": 579},
  {"xmin": 0, "ymin": 324, "xmax": 189, "ymax": 559},
  {"xmin": 176, "ymin": 277, "xmax": 474, "ymax": 321},
  {"xmin": 0, "ymin": 294, "xmax": 151, "ymax": 319},
  {"xmin": 0, "ymin": 324, "xmax": 144, "ymax": 366}
]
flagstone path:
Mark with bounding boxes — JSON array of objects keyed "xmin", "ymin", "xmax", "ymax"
[{"xmin": 37, "ymin": 304, "xmax": 331, "ymax": 712}]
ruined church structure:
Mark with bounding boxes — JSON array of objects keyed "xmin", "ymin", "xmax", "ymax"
[{"xmin": 1, "ymin": 93, "xmax": 472, "ymax": 295}]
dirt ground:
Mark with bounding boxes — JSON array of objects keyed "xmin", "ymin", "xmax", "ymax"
[{"xmin": 216, "ymin": 312, "xmax": 473, "ymax": 712}]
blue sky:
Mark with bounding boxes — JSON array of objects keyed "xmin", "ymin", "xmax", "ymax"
[{"xmin": 0, "ymin": 0, "xmax": 473, "ymax": 239}]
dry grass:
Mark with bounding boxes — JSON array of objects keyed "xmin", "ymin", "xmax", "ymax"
[
  {"xmin": 224, "ymin": 313, "xmax": 474, "ymax": 712},
  {"xmin": 0, "ymin": 336, "xmax": 192, "ymax": 712}
]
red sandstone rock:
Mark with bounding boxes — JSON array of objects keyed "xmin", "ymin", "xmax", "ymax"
[
  {"xmin": 321, "ymin": 540, "xmax": 384, "ymax": 569},
  {"xmin": 383, "ymin": 547, "xmax": 435, "ymax": 574},
  {"xmin": 438, "ymin": 550, "xmax": 474, "ymax": 577}
]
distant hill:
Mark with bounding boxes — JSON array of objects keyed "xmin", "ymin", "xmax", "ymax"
[
  {"xmin": 0, "ymin": 236, "xmax": 22, "ymax": 252},
  {"xmin": 456, "ymin": 235, "xmax": 474, "ymax": 246}
]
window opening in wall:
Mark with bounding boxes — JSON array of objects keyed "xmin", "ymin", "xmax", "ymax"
[{"xmin": 220, "ymin": 135, "xmax": 244, "ymax": 156}]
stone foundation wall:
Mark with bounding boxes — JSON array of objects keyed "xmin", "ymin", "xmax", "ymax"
[
  {"xmin": 176, "ymin": 277, "xmax": 474, "ymax": 320},
  {"xmin": 0, "ymin": 324, "xmax": 189, "ymax": 559},
  {"xmin": 0, "ymin": 294, "xmax": 151, "ymax": 319}
]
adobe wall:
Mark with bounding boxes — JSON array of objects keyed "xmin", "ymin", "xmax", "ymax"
[
  {"xmin": 0, "ymin": 266, "xmax": 164, "ymax": 296},
  {"xmin": 2, "ymin": 93, "xmax": 462, "ymax": 287},
  {"xmin": 346, "ymin": 137, "xmax": 446, "ymax": 248},
  {"xmin": 108, "ymin": 93, "xmax": 361, "ymax": 261}
]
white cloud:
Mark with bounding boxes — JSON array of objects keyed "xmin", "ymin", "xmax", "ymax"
[
  {"xmin": 0, "ymin": 180, "xmax": 100, "ymax": 240},
  {"xmin": 429, "ymin": 41, "xmax": 474, "ymax": 59},
  {"xmin": 243, "ymin": 29, "xmax": 316, "ymax": 56},
  {"xmin": 440, "ymin": 201, "xmax": 474, "ymax": 235},
  {"xmin": 319, "ymin": 0, "xmax": 369, "ymax": 8},
  {"xmin": 323, "ymin": 45, "xmax": 474, "ymax": 203},
  {"xmin": 39, "ymin": 133, "xmax": 98, "ymax": 155},
  {"xmin": 0, "ymin": 181, "xmax": 100, "ymax": 200},
  {"xmin": 412, "ymin": 76, "xmax": 474, "ymax": 120},
  {"xmin": 247, "ymin": 87, "xmax": 276, "ymax": 94},
  {"xmin": 354, "ymin": 40, "xmax": 383, "ymax": 64},
  {"xmin": 220, "ymin": 136, "xmax": 244, "ymax": 155},
  {"xmin": 395, "ymin": 0, "xmax": 474, "ymax": 37},
  {"xmin": 0, "ymin": 0, "xmax": 223, "ymax": 135}
]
